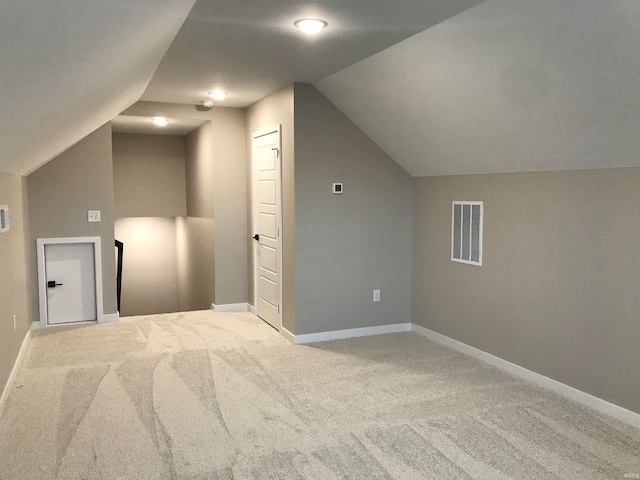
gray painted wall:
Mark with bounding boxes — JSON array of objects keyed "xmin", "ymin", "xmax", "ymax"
[
  {"xmin": 209, "ymin": 110, "xmax": 247, "ymax": 305},
  {"xmin": 176, "ymin": 216, "xmax": 215, "ymax": 311},
  {"xmin": 412, "ymin": 167, "xmax": 640, "ymax": 414},
  {"xmin": 293, "ymin": 84, "xmax": 412, "ymax": 335},
  {"xmin": 0, "ymin": 171, "xmax": 32, "ymax": 394},
  {"xmin": 246, "ymin": 85, "xmax": 296, "ymax": 331},
  {"xmin": 112, "ymin": 133, "xmax": 188, "ymax": 315},
  {"xmin": 185, "ymin": 122, "xmax": 215, "ymax": 219},
  {"xmin": 114, "ymin": 217, "xmax": 179, "ymax": 316},
  {"xmin": 123, "ymin": 103, "xmax": 248, "ymax": 307},
  {"xmin": 112, "ymin": 123, "xmax": 238, "ymax": 314},
  {"xmin": 181, "ymin": 124, "xmax": 216, "ymax": 309},
  {"xmin": 112, "ymin": 133, "xmax": 187, "ymax": 218},
  {"xmin": 27, "ymin": 124, "xmax": 118, "ymax": 316}
]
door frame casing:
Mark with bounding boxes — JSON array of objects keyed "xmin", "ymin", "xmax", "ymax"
[
  {"xmin": 251, "ymin": 125, "xmax": 283, "ymax": 330},
  {"xmin": 37, "ymin": 236, "xmax": 104, "ymax": 328}
]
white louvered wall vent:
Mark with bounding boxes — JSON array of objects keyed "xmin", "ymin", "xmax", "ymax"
[
  {"xmin": 0, "ymin": 205, "xmax": 9, "ymax": 234},
  {"xmin": 451, "ymin": 201, "xmax": 483, "ymax": 266}
]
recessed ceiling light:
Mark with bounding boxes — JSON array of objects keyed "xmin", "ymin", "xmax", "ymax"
[
  {"xmin": 208, "ymin": 90, "xmax": 227, "ymax": 101},
  {"xmin": 294, "ymin": 19, "xmax": 327, "ymax": 35},
  {"xmin": 151, "ymin": 117, "xmax": 168, "ymax": 126}
]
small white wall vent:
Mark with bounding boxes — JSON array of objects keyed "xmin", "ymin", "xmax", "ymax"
[
  {"xmin": 452, "ymin": 201, "xmax": 482, "ymax": 266},
  {"xmin": 0, "ymin": 205, "xmax": 9, "ymax": 233}
]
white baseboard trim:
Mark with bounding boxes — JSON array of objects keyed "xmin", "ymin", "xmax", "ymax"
[
  {"xmin": 280, "ymin": 327, "xmax": 295, "ymax": 343},
  {"xmin": 248, "ymin": 304, "xmax": 255, "ymax": 315},
  {"xmin": 410, "ymin": 323, "xmax": 640, "ymax": 429},
  {"xmin": 100, "ymin": 312, "xmax": 119, "ymax": 323},
  {"xmin": 211, "ymin": 303, "xmax": 249, "ymax": 313},
  {"xmin": 289, "ymin": 323, "xmax": 411, "ymax": 345},
  {"xmin": 33, "ymin": 312, "xmax": 119, "ymax": 329},
  {"xmin": 0, "ymin": 329, "xmax": 32, "ymax": 420},
  {"xmin": 31, "ymin": 319, "xmax": 99, "ymax": 330}
]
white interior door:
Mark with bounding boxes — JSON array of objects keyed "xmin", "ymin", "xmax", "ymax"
[
  {"xmin": 252, "ymin": 127, "xmax": 282, "ymax": 330},
  {"xmin": 45, "ymin": 243, "xmax": 97, "ymax": 325}
]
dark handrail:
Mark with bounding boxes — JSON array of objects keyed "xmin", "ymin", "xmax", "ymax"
[{"xmin": 115, "ymin": 239, "xmax": 124, "ymax": 312}]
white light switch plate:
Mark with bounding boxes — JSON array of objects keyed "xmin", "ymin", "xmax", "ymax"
[{"xmin": 88, "ymin": 210, "xmax": 101, "ymax": 223}]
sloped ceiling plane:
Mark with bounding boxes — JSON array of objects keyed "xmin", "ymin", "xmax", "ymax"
[{"xmin": 3, "ymin": 0, "xmax": 640, "ymax": 177}]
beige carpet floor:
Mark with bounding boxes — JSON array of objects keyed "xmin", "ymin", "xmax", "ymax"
[{"xmin": 0, "ymin": 310, "xmax": 638, "ymax": 479}]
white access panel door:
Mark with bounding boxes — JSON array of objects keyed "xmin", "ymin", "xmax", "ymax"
[
  {"xmin": 45, "ymin": 243, "xmax": 97, "ymax": 325},
  {"xmin": 252, "ymin": 128, "xmax": 282, "ymax": 330}
]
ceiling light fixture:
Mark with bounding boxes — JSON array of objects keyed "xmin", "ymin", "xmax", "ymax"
[
  {"xmin": 208, "ymin": 90, "xmax": 227, "ymax": 101},
  {"xmin": 294, "ymin": 19, "xmax": 327, "ymax": 35},
  {"xmin": 151, "ymin": 117, "xmax": 168, "ymax": 126}
]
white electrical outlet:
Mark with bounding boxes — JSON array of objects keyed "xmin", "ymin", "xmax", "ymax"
[
  {"xmin": 373, "ymin": 289, "xmax": 381, "ymax": 302},
  {"xmin": 88, "ymin": 210, "xmax": 101, "ymax": 223},
  {"xmin": 13, "ymin": 314, "xmax": 16, "ymax": 331}
]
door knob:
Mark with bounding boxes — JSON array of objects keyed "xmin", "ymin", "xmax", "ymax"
[
  {"xmin": 47, "ymin": 280, "xmax": 63, "ymax": 288},
  {"xmin": 252, "ymin": 234, "xmax": 260, "ymax": 241}
]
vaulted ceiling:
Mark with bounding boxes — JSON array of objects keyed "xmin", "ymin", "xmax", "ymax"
[
  {"xmin": 0, "ymin": 0, "xmax": 197, "ymax": 175},
  {"xmin": 1, "ymin": 0, "xmax": 482, "ymax": 175},
  {"xmin": 141, "ymin": 0, "xmax": 482, "ymax": 107},
  {"xmin": 317, "ymin": 0, "xmax": 640, "ymax": 176},
  {"xmin": 3, "ymin": 0, "xmax": 640, "ymax": 177}
]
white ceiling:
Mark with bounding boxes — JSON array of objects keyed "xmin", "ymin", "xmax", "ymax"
[
  {"xmin": 112, "ymin": 116, "xmax": 206, "ymax": 137},
  {"xmin": 0, "ymin": 0, "xmax": 196, "ymax": 175},
  {"xmin": 317, "ymin": 0, "xmax": 640, "ymax": 176},
  {"xmin": 141, "ymin": 0, "xmax": 483, "ymax": 108},
  {"xmin": 5, "ymin": 0, "xmax": 640, "ymax": 178}
]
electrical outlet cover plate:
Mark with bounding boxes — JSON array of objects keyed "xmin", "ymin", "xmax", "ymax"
[{"xmin": 332, "ymin": 183, "xmax": 343, "ymax": 194}]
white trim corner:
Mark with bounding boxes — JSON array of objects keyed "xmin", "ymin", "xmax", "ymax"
[
  {"xmin": 279, "ymin": 327, "xmax": 295, "ymax": 343},
  {"xmin": 291, "ymin": 323, "xmax": 411, "ymax": 345},
  {"xmin": 212, "ymin": 303, "xmax": 249, "ymax": 313},
  {"xmin": 100, "ymin": 312, "xmax": 119, "ymax": 323}
]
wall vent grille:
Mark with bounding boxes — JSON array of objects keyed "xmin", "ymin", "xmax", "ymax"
[
  {"xmin": 452, "ymin": 201, "xmax": 482, "ymax": 266},
  {"xmin": 0, "ymin": 205, "xmax": 9, "ymax": 233}
]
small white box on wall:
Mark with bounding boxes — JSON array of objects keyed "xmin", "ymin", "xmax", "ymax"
[{"xmin": 0, "ymin": 205, "xmax": 9, "ymax": 233}]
